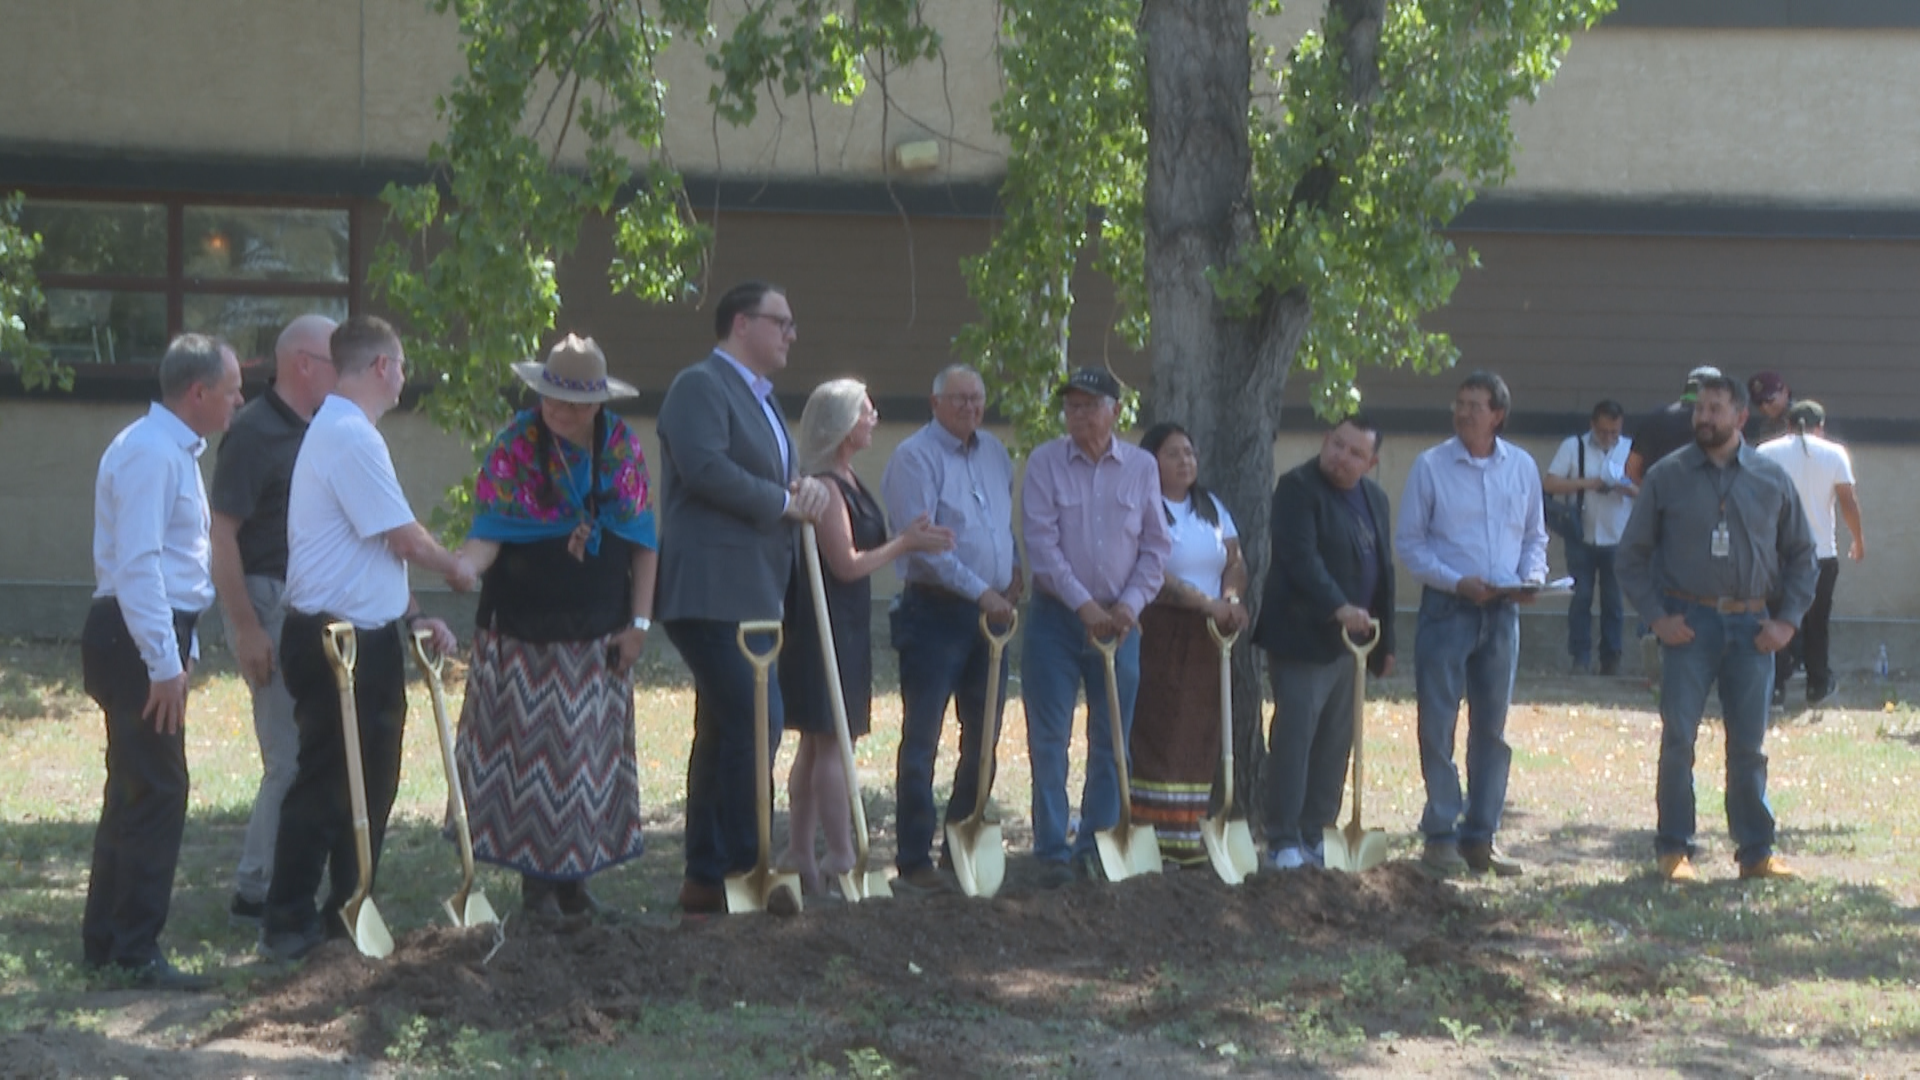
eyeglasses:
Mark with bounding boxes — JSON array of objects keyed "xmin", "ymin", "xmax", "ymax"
[
  {"xmin": 297, "ymin": 348, "xmax": 332, "ymax": 364},
  {"xmin": 940, "ymin": 393, "xmax": 986, "ymax": 406},
  {"xmin": 749, "ymin": 313, "xmax": 798, "ymax": 335}
]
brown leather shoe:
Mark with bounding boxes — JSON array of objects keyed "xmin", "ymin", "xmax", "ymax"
[
  {"xmin": 677, "ymin": 878, "xmax": 726, "ymax": 915},
  {"xmin": 1420, "ymin": 840, "xmax": 1468, "ymax": 876},
  {"xmin": 1738, "ymin": 855, "xmax": 1799, "ymax": 881},
  {"xmin": 1658, "ymin": 853, "xmax": 1698, "ymax": 883}
]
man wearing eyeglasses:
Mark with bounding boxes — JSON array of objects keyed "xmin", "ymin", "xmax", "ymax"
[
  {"xmin": 656, "ymin": 280, "xmax": 831, "ymax": 916},
  {"xmin": 881, "ymin": 364, "xmax": 1022, "ymax": 893},
  {"xmin": 208, "ymin": 314, "xmax": 337, "ymax": 930}
]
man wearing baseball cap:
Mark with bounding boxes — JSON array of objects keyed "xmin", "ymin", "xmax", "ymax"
[
  {"xmin": 1020, "ymin": 367, "xmax": 1170, "ymax": 887},
  {"xmin": 1745, "ymin": 371, "xmax": 1792, "ymax": 445},
  {"xmin": 1626, "ymin": 365, "xmax": 1722, "ymax": 485}
]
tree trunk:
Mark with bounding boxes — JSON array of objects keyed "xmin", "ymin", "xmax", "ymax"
[{"xmin": 1141, "ymin": 0, "xmax": 1389, "ymax": 834}]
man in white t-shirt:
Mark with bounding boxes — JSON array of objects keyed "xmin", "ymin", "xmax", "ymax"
[
  {"xmin": 1543, "ymin": 400, "xmax": 1637, "ymax": 676},
  {"xmin": 1757, "ymin": 400, "xmax": 1864, "ymax": 706},
  {"xmin": 259, "ymin": 315, "xmax": 475, "ymax": 961}
]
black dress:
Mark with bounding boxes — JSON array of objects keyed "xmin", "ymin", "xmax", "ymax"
[{"xmin": 779, "ymin": 472, "xmax": 886, "ymax": 738}]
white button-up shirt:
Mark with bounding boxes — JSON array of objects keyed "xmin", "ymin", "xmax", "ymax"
[
  {"xmin": 92, "ymin": 402, "xmax": 213, "ymax": 681},
  {"xmin": 1396, "ymin": 435, "xmax": 1550, "ymax": 593}
]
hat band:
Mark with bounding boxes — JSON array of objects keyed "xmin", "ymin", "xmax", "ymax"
[{"xmin": 542, "ymin": 369, "xmax": 608, "ymax": 394}]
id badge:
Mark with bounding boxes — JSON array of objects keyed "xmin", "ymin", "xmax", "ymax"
[{"xmin": 1710, "ymin": 521, "xmax": 1731, "ymax": 558}]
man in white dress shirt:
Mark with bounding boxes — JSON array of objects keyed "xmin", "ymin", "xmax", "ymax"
[
  {"xmin": 82, "ymin": 333, "xmax": 243, "ymax": 989},
  {"xmin": 1543, "ymin": 399, "xmax": 1636, "ymax": 676},
  {"xmin": 258, "ymin": 315, "xmax": 470, "ymax": 960},
  {"xmin": 1395, "ymin": 371, "xmax": 1548, "ymax": 878}
]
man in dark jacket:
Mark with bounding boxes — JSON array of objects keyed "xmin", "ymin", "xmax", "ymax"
[{"xmin": 1253, "ymin": 416, "xmax": 1395, "ymax": 870}]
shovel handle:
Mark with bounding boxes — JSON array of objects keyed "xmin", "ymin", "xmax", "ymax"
[
  {"xmin": 1207, "ymin": 616, "xmax": 1237, "ymax": 820},
  {"xmin": 800, "ymin": 524, "xmax": 879, "ymax": 877},
  {"xmin": 967, "ymin": 610, "xmax": 1019, "ymax": 823},
  {"xmin": 1089, "ymin": 632, "xmax": 1134, "ymax": 826},
  {"xmin": 321, "ymin": 622, "xmax": 377, "ymax": 920},
  {"xmin": 1344, "ymin": 617, "xmax": 1378, "ymax": 835},
  {"xmin": 410, "ymin": 628, "xmax": 481, "ymax": 916},
  {"xmin": 735, "ymin": 620, "xmax": 782, "ymax": 881}
]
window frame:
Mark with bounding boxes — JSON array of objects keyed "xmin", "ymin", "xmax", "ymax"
[{"xmin": 11, "ymin": 187, "xmax": 361, "ymax": 390}]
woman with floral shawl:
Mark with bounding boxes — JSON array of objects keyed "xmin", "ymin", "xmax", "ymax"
[{"xmin": 453, "ymin": 335, "xmax": 657, "ymax": 922}]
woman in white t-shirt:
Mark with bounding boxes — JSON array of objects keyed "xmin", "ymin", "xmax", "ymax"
[{"xmin": 1129, "ymin": 423, "xmax": 1250, "ymax": 866}]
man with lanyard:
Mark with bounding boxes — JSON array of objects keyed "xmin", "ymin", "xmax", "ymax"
[
  {"xmin": 209, "ymin": 314, "xmax": 337, "ymax": 927},
  {"xmin": 83, "ymin": 333, "xmax": 243, "ymax": 989},
  {"xmin": 1757, "ymin": 400, "xmax": 1863, "ymax": 708},
  {"xmin": 1020, "ymin": 367, "xmax": 1170, "ymax": 887},
  {"xmin": 1618, "ymin": 373, "xmax": 1815, "ymax": 883},
  {"xmin": 258, "ymin": 316, "xmax": 472, "ymax": 960},
  {"xmin": 1254, "ymin": 416, "xmax": 1396, "ymax": 870},
  {"xmin": 1395, "ymin": 370, "xmax": 1548, "ymax": 878},
  {"xmin": 1543, "ymin": 399, "xmax": 1636, "ymax": 676},
  {"xmin": 881, "ymin": 363, "xmax": 1022, "ymax": 893},
  {"xmin": 656, "ymin": 281, "xmax": 830, "ymax": 917}
]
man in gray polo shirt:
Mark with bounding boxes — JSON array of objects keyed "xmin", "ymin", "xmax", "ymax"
[
  {"xmin": 210, "ymin": 314, "xmax": 338, "ymax": 925},
  {"xmin": 1617, "ymin": 373, "xmax": 1816, "ymax": 884}
]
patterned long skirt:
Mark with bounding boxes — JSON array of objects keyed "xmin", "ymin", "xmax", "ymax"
[
  {"xmin": 1129, "ymin": 603, "xmax": 1223, "ymax": 865},
  {"xmin": 455, "ymin": 628, "xmax": 646, "ymax": 880}
]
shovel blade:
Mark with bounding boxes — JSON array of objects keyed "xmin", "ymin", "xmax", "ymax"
[
  {"xmin": 1322, "ymin": 825, "xmax": 1391, "ymax": 873},
  {"xmin": 1096, "ymin": 823, "xmax": 1163, "ymax": 883},
  {"xmin": 343, "ymin": 896, "xmax": 394, "ymax": 960},
  {"xmin": 946, "ymin": 819, "xmax": 1006, "ymax": 899},
  {"xmin": 444, "ymin": 889, "xmax": 500, "ymax": 929},
  {"xmin": 726, "ymin": 868, "xmax": 805, "ymax": 915},
  {"xmin": 1201, "ymin": 817, "xmax": 1260, "ymax": 885}
]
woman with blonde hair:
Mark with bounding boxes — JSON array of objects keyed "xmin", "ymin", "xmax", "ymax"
[{"xmin": 777, "ymin": 378, "xmax": 952, "ymax": 900}]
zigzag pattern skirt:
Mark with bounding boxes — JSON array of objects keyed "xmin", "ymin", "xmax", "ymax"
[{"xmin": 456, "ymin": 628, "xmax": 646, "ymax": 880}]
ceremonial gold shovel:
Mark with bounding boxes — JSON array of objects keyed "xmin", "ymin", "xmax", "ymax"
[
  {"xmin": 1323, "ymin": 619, "xmax": 1391, "ymax": 873},
  {"xmin": 724, "ymin": 621, "xmax": 805, "ymax": 915},
  {"xmin": 408, "ymin": 627, "xmax": 499, "ymax": 929},
  {"xmin": 1199, "ymin": 617, "xmax": 1259, "ymax": 885},
  {"xmin": 321, "ymin": 622, "xmax": 395, "ymax": 959},
  {"xmin": 946, "ymin": 611, "xmax": 1018, "ymax": 898},
  {"xmin": 1092, "ymin": 632, "xmax": 1162, "ymax": 881}
]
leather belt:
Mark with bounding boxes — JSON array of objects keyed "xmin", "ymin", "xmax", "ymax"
[{"xmin": 1664, "ymin": 589, "xmax": 1767, "ymax": 614}]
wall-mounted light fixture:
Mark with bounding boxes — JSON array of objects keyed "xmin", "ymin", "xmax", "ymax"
[{"xmin": 892, "ymin": 139, "xmax": 941, "ymax": 172}]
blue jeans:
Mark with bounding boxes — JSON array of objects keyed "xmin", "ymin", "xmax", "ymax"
[
  {"xmin": 891, "ymin": 588, "xmax": 1009, "ymax": 874},
  {"xmin": 1414, "ymin": 588, "xmax": 1519, "ymax": 846},
  {"xmin": 1566, "ymin": 541, "xmax": 1623, "ymax": 666},
  {"xmin": 1022, "ymin": 593, "xmax": 1141, "ymax": 864},
  {"xmin": 1655, "ymin": 601, "xmax": 1775, "ymax": 865},
  {"xmin": 664, "ymin": 620, "xmax": 786, "ymax": 888}
]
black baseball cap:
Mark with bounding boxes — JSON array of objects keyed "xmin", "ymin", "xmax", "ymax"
[{"xmin": 1057, "ymin": 367, "xmax": 1123, "ymax": 399}]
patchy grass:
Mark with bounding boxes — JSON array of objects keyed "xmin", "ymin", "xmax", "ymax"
[{"xmin": 1, "ymin": 640, "xmax": 1916, "ymax": 1076}]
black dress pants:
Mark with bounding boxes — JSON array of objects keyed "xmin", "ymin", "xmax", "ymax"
[
  {"xmin": 263, "ymin": 612, "xmax": 407, "ymax": 936},
  {"xmin": 80, "ymin": 598, "xmax": 197, "ymax": 968}
]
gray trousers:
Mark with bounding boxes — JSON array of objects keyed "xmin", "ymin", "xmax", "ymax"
[
  {"xmin": 1260, "ymin": 653, "xmax": 1357, "ymax": 850},
  {"xmin": 233, "ymin": 574, "xmax": 300, "ymax": 903}
]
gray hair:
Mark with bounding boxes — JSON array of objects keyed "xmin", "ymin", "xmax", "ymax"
[
  {"xmin": 158, "ymin": 334, "xmax": 232, "ymax": 400},
  {"xmin": 932, "ymin": 363, "xmax": 982, "ymax": 395},
  {"xmin": 797, "ymin": 378, "xmax": 869, "ymax": 476}
]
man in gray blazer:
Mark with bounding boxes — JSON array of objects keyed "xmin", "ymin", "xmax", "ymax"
[{"xmin": 657, "ymin": 281, "xmax": 829, "ymax": 915}]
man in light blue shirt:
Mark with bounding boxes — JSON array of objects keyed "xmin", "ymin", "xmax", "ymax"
[
  {"xmin": 881, "ymin": 363, "xmax": 1022, "ymax": 891},
  {"xmin": 1395, "ymin": 371, "xmax": 1548, "ymax": 877}
]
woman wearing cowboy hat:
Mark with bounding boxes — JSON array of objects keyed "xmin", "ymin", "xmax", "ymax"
[{"xmin": 451, "ymin": 334, "xmax": 658, "ymax": 923}]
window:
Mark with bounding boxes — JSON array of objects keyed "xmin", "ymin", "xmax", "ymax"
[{"xmin": 15, "ymin": 195, "xmax": 356, "ymax": 371}]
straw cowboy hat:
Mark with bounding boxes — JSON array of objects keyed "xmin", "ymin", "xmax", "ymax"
[{"xmin": 511, "ymin": 334, "xmax": 638, "ymax": 403}]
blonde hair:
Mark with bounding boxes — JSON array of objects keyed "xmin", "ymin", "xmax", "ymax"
[{"xmin": 797, "ymin": 378, "xmax": 869, "ymax": 475}]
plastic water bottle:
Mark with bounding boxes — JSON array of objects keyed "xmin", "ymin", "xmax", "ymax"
[{"xmin": 1876, "ymin": 644, "xmax": 1890, "ymax": 681}]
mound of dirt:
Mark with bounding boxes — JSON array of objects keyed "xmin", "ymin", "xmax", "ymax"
[{"xmin": 215, "ymin": 863, "xmax": 1469, "ymax": 1059}]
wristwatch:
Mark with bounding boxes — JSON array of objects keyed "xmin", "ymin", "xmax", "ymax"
[{"xmin": 631, "ymin": 615, "xmax": 652, "ymax": 633}]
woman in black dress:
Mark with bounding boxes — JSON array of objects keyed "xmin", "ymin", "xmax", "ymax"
[{"xmin": 778, "ymin": 378, "xmax": 951, "ymax": 899}]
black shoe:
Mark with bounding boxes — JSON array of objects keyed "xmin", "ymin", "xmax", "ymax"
[
  {"xmin": 257, "ymin": 922, "xmax": 328, "ymax": 963},
  {"xmin": 1770, "ymin": 686, "xmax": 1786, "ymax": 710},
  {"xmin": 1034, "ymin": 861, "xmax": 1076, "ymax": 890},
  {"xmin": 122, "ymin": 958, "xmax": 215, "ymax": 992},
  {"xmin": 1599, "ymin": 656, "xmax": 1621, "ymax": 677},
  {"xmin": 229, "ymin": 893, "xmax": 266, "ymax": 928},
  {"xmin": 1460, "ymin": 841, "xmax": 1525, "ymax": 878},
  {"xmin": 1807, "ymin": 675, "xmax": 1838, "ymax": 705}
]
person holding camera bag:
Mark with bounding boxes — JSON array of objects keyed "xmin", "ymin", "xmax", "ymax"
[{"xmin": 1543, "ymin": 400, "xmax": 1636, "ymax": 675}]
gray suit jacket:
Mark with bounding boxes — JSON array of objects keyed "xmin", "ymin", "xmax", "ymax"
[{"xmin": 655, "ymin": 352, "xmax": 797, "ymax": 622}]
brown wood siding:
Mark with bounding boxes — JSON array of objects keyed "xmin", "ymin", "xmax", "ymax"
[{"xmin": 1288, "ymin": 232, "xmax": 1920, "ymax": 426}]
